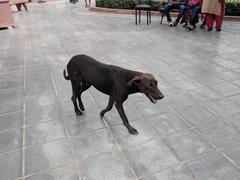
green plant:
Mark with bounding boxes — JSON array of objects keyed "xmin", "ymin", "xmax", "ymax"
[
  {"xmin": 225, "ymin": 2, "xmax": 240, "ymax": 16},
  {"xmin": 96, "ymin": 0, "xmax": 240, "ymax": 16},
  {"xmin": 95, "ymin": 0, "xmax": 136, "ymax": 9}
]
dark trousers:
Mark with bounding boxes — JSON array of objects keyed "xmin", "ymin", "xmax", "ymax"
[
  {"xmin": 189, "ymin": 4, "xmax": 201, "ymax": 25},
  {"xmin": 163, "ymin": 3, "xmax": 187, "ymax": 22}
]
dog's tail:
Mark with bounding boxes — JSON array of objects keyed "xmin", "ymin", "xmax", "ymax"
[{"xmin": 63, "ymin": 69, "xmax": 70, "ymax": 80}]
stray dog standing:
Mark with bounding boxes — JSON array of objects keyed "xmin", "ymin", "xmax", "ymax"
[{"xmin": 63, "ymin": 55, "xmax": 164, "ymax": 135}]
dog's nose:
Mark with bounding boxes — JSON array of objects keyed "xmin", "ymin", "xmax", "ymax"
[
  {"xmin": 156, "ymin": 94, "xmax": 164, "ymax": 100},
  {"xmin": 159, "ymin": 94, "xmax": 164, "ymax": 99}
]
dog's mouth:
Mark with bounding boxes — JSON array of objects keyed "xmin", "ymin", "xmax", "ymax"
[{"xmin": 146, "ymin": 93, "xmax": 158, "ymax": 104}]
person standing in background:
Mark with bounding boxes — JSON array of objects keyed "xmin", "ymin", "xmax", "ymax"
[{"xmin": 201, "ymin": 0, "xmax": 225, "ymax": 31}]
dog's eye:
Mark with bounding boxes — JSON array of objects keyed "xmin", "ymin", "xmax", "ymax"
[{"xmin": 150, "ymin": 83, "xmax": 153, "ymax": 87}]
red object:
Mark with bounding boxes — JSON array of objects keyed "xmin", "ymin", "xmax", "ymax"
[
  {"xmin": 205, "ymin": 2, "xmax": 224, "ymax": 30},
  {"xmin": 0, "ymin": 0, "xmax": 15, "ymax": 28}
]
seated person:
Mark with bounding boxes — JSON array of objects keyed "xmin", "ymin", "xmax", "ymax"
[
  {"xmin": 186, "ymin": 0, "xmax": 202, "ymax": 30},
  {"xmin": 163, "ymin": 0, "xmax": 188, "ymax": 27}
]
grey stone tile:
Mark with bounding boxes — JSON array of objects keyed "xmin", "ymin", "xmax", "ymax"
[
  {"xmin": 25, "ymin": 94, "xmax": 59, "ymax": 108},
  {"xmin": 140, "ymin": 165, "xmax": 194, "ymax": 180},
  {"xmin": 0, "ymin": 87, "xmax": 24, "ymax": 102},
  {"xmin": 186, "ymin": 86, "xmax": 223, "ymax": 103},
  {"xmin": 226, "ymin": 114, "xmax": 240, "ymax": 131},
  {"xmin": 0, "ymin": 73, "xmax": 24, "ymax": 90},
  {"xmin": 147, "ymin": 111, "xmax": 190, "ymax": 137},
  {"xmin": 216, "ymin": 60, "xmax": 240, "ymax": 69},
  {"xmin": 110, "ymin": 120, "xmax": 158, "ymax": 148},
  {"xmin": 104, "ymin": 102, "xmax": 141, "ymax": 126},
  {"xmin": 215, "ymin": 69, "xmax": 240, "ymax": 81},
  {"xmin": 173, "ymin": 104, "xmax": 219, "ymax": 127},
  {"xmin": 25, "ymin": 139, "xmax": 73, "ymax": 176},
  {"xmin": 71, "ymin": 128, "xmax": 119, "ymax": 160},
  {"xmin": 185, "ymin": 153, "xmax": 240, "ymax": 180},
  {"xmin": 78, "ymin": 151, "xmax": 136, "ymax": 180},
  {"xmin": 124, "ymin": 140, "xmax": 179, "ymax": 177},
  {"xmin": 181, "ymin": 66, "xmax": 207, "ymax": 78},
  {"xmin": 26, "ymin": 104, "xmax": 61, "ymax": 125},
  {"xmin": 193, "ymin": 74, "xmax": 227, "ymax": 86},
  {"xmin": 0, "ymin": 150, "xmax": 22, "ymax": 180},
  {"xmin": 168, "ymin": 78, "xmax": 203, "ymax": 92},
  {"xmin": 133, "ymin": 100, "xmax": 169, "ymax": 118},
  {"xmin": 163, "ymin": 130, "xmax": 213, "ymax": 161},
  {"xmin": 223, "ymin": 145, "xmax": 240, "ymax": 167},
  {"xmin": 164, "ymin": 93, "xmax": 197, "ymax": 108},
  {"xmin": 198, "ymin": 121, "xmax": 240, "ymax": 148},
  {"xmin": 0, "ymin": 129, "xmax": 22, "ymax": 154},
  {"xmin": 25, "ymin": 165, "xmax": 79, "ymax": 180},
  {"xmin": 0, "ymin": 98, "xmax": 23, "ymax": 115},
  {"xmin": 0, "ymin": 111, "xmax": 23, "ymax": 132},
  {"xmin": 210, "ymin": 82, "xmax": 240, "ymax": 97},
  {"xmin": 229, "ymin": 94, "xmax": 240, "ymax": 105},
  {"xmin": 25, "ymin": 81, "xmax": 55, "ymax": 96},
  {"xmin": 204, "ymin": 99, "xmax": 240, "ymax": 117},
  {"xmin": 1, "ymin": 1, "xmax": 240, "ymax": 178},
  {"xmin": 64, "ymin": 110, "xmax": 106, "ymax": 136},
  {"xmin": 25, "ymin": 120, "xmax": 66, "ymax": 147},
  {"xmin": 196, "ymin": 118, "xmax": 228, "ymax": 132},
  {"xmin": 233, "ymin": 80, "xmax": 240, "ymax": 88}
]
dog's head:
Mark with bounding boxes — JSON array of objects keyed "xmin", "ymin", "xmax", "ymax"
[{"xmin": 128, "ymin": 73, "xmax": 164, "ymax": 104}]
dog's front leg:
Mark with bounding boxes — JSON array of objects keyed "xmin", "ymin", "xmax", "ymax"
[
  {"xmin": 115, "ymin": 102, "xmax": 138, "ymax": 135},
  {"xmin": 100, "ymin": 96, "xmax": 114, "ymax": 117}
]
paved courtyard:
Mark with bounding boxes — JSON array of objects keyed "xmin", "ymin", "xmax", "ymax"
[{"xmin": 1, "ymin": 1, "xmax": 240, "ymax": 179}]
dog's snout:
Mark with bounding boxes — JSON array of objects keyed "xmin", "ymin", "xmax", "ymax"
[
  {"xmin": 157, "ymin": 94, "xmax": 164, "ymax": 100},
  {"xmin": 160, "ymin": 94, "xmax": 164, "ymax": 99}
]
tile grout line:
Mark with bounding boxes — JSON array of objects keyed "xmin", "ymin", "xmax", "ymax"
[
  {"xmin": 3, "ymin": 28, "xmax": 14, "ymax": 57},
  {"xmin": 221, "ymin": 152, "xmax": 240, "ymax": 170},
  {"xmin": 47, "ymin": 16, "xmax": 84, "ymax": 179},
  {"xmin": 49, "ymin": 60, "xmax": 82, "ymax": 178},
  {"xmin": 21, "ymin": 13, "xmax": 28, "ymax": 180},
  {"xmin": 86, "ymin": 91, "xmax": 140, "ymax": 180}
]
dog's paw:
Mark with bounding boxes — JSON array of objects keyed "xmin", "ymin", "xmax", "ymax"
[
  {"xmin": 129, "ymin": 128, "xmax": 138, "ymax": 135},
  {"xmin": 75, "ymin": 110, "xmax": 82, "ymax": 116},
  {"xmin": 100, "ymin": 111, "xmax": 105, "ymax": 117},
  {"xmin": 80, "ymin": 107, "xmax": 85, "ymax": 111}
]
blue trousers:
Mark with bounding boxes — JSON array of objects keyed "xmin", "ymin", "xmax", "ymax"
[
  {"xmin": 163, "ymin": 4, "xmax": 187, "ymax": 22},
  {"xmin": 190, "ymin": 4, "xmax": 201, "ymax": 25}
]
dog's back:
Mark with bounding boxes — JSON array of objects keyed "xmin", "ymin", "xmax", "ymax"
[{"xmin": 66, "ymin": 54, "xmax": 117, "ymax": 95}]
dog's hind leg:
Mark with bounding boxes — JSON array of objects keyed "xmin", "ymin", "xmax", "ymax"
[
  {"xmin": 71, "ymin": 80, "xmax": 82, "ymax": 116},
  {"xmin": 100, "ymin": 96, "xmax": 114, "ymax": 117},
  {"xmin": 77, "ymin": 80, "xmax": 91, "ymax": 111}
]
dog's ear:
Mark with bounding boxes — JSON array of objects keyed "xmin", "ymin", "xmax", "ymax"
[{"xmin": 127, "ymin": 76, "xmax": 142, "ymax": 87}]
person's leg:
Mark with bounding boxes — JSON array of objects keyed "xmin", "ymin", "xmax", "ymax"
[
  {"xmin": 200, "ymin": 16, "xmax": 206, "ymax": 29},
  {"xmin": 205, "ymin": 13, "xmax": 214, "ymax": 31},
  {"xmin": 176, "ymin": 4, "xmax": 187, "ymax": 22},
  {"xmin": 163, "ymin": 4, "xmax": 173, "ymax": 23},
  {"xmin": 190, "ymin": 5, "xmax": 201, "ymax": 26},
  {"xmin": 172, "ymin": 4, "xmax": 187, "ymax": 26},
  {"xmin": 215, "ymin": 4, "xmax": 224, "ymax": 31},
  {"xmin": 16, "ymin": 4, "xmax": 21, "ymax": 11},
  {"xmin": 22, "ymin": 3, "xmax": 28, "ymax": 11}
]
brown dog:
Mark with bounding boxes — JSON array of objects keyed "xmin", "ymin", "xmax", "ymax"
[{"xmin": 63, "ymin": 54, "xmax": 164, "ymax": 135}]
